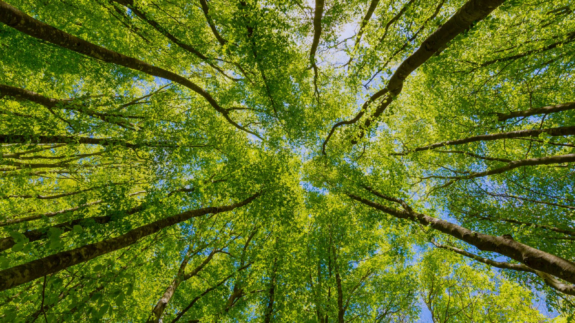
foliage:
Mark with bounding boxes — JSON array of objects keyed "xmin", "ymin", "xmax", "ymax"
[{"xmin": 0, "ymin": 0, "xmax": 574, "ymax": 321}]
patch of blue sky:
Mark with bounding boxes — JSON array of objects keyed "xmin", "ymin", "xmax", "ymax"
[{"xmin": 300, "ymin": 181, "xmax": 328, "ymax": 195}]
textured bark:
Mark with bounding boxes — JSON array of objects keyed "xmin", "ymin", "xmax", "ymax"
[
  {"xmin": 149, "ymin": 250, "xmax": 219, "ymax": 322},
  {"xmin": 347, "ymin": 192, "xmax": 575, "ymax": 285},
  {"xmin": 535, "ymin": 271, "xmax": 575, "ymax": 296},
  {"xmin": 433, "ymin": 241, "xmax": 575, "ymax": 296},
  {"xmin": 399, "ymin": 125, "xmax": 575, "ymax": 154},
  {"xmin": 0, "ymin": 193, "xmax": 260, "ymax": 291},
  {"xmin": 335, "ymin": 265, "xmax": 344, "ymax": 323},
  {"xmin": 0, "ymin": 1, "xmax": 256, "ymax": 136},
  {"xmin": 497, "ymin": 101, "xmax": 575, "ymax": 121},
  {"xmin": 309, "ymin": 0, "xmax": 325, "ymax": 99},
  {"xmin": 309, "ymin": 0, "xmax": 325, "ymax": 67},
  {"xmin": 322, "ymin": 0, "xmax": 505, "ymax": 154}
]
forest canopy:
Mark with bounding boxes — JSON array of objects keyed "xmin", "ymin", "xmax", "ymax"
[{"xmin": 0, "ymin": 0, "xmax": 574, "ymax": 321}]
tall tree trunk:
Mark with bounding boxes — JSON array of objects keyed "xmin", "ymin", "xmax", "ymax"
[
  {"xmin": 322, "ymin": 0, "xmax": 507, "ymax": 153},
  {"xmin": 0, "ymin": 193, "xmax": 260, "ymax": 291},
  {"xmin": 347, "ymin": 192, "xmax": 575, "ymax": 285},
  {"xmin": 0, "ymin": 1, "xmax": 258, "ymax": 137},
  {"xmin": 149, "ymin": 249, "xmax": 219, "ymax": 322},
  {"xmin": 263, "ymin": 257, "xmax": 278, "ymax": 323}
]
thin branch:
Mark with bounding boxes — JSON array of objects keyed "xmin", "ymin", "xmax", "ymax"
[
  {"xmin": 198, "ymin": 0, "xmax": 227, "ymax": 45},
  {"xmin": 111, "ymin": 0, "xmax": 240, "ymax": 81},
  {"xmin": 395, "ymin": 125, "xmax": 575, "ymax": 154},
  {"xmin": 0, "ymin": 192, "xmax": 261, "ymax": 291},
  {"xmin": 0, "ymin": 2, "xmax": 259, "ymax": 138},
  {"xmin": 432, "ymin": 240, "xmax": 575, "ymax": 296},
  {"xmin": 346, "ymin": 190, "xmax": 575, "ymax": 285},
  {"xmin": 425, "ymin": 153, "xmax": 575, "ymax": 186},
  {"xmin": 497, "ymin": 101, "xmax": 575, "ymax": 121},
  {"xmin": 322, "ymin": 0, "xmax": 505, "ymax": 154}
]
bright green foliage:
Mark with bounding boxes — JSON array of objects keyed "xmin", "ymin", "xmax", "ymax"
[
  {"xmin": 419, "ymin": 249, "xmax": 546, "ymax": 322},
  {"xmin": 0, "ymin": 0, "xmax": 574, "ymax": 321}
]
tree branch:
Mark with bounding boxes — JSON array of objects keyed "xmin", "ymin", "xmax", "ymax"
[
  {"xmin": 432, "ymin": 240, "xmax": 575, "ymax": 296},
  {"xmin": 347, "ymin": 190, "xmax": 575, "ymax": 285},
  {"xmin": 497, "ymin": 101, "xmax": 575, "ymax": 121},
  {"xmin": 111, "ymin": 0, "xmax": 239, "ymax": 81},
  {"xmin": 322, "ymin": 0, "xmax": 505, "ymax": 154},
  {"xmin": 425, "ymin": 153, "xmax": 575, "ymax": 185},
  {"xmin": 0, "ymin": 1, "xmax": 259, "ymax": 138},
  {"xmin": 395, "ymin": 125, "xmax": 575, "ymax": 154},
  {"xmin": 198, "ymin": 0, "xmax": 227, "ymax": 46},
  {"xmin": 0, "ymin": 192, "xmax": 261, "ymax": 291}
]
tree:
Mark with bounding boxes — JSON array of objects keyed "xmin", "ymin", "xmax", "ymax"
[{"xmin": 0, "ymin": 0, "xmax": 574, "ymax": 321}]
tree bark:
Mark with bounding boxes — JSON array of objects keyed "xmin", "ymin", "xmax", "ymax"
[
  {"xmin": 428, "ymin": 153, "xmax": 575, "ymax": 182},
  {"xmin": 497, "ymin": 101, "xmax": 575, "ymax": 121},
  {"xmin": 355, "ymin": 0, "xmax": 380, "ymax": 46},
  {"xmin": 0, "ymin": 215, "xmax": 109, "ymax": 252},
  {"xmin": 0, "ymin": 1, "xmax": 257, "ymax": 137},
  {"xmin": 347, "ymin": 192, "xmax": 575, "ymax": 285},
  {"xmin": 170, "ymin": 263, "xmax": 252, "ymax": 323},
  {"xmin": 0, "ymin": 191, "xmax": 145, "ymax": 227},
  {"xmin": 0, "ymin": 134, "xmax": 206, "ymax": 149},
  {"xmin": 0, "ymin": 83, "xmax": 138, "ymax": 129},
  {"xmin": 309, "ymin": 0, "xmax": 325, "ymax": 67},
  {"xmin": 0, "ymin": 186, "xmax": 197, "ymax": 251},
  {"xmin": 432, "ymin": 241, "xmax": 575, "ymax": 295},
  {"xmin": 335, "ymin": 265, "xmax": 345, "ymax": 323},
  {"xmin": 470, "ymin": 213, "xmax": 575, "ymax": 236},
  {"xmin": 263, "ymin": 261, "xmax": 277, "ymax": 323},
  {"xmin": 397, "ymin": 125, "xmax": 575, "ymax": 154},
  {"xmin": 149, "ymin": 249, "xmax": 219, "ymax": 322},
  {"xmin": 198, "ymin": 0, "xmax": 227, "ymax": 45},
  {"xmin": 0, "ymin": 181, "xmax": 131, "ymax": 200},
  {"xmin": 322, "ymin": 0, "xmax": 505, "ymax": 154},
  {"xmin": 0, "ymin": 192, "xmax": 260, "ymax": 291}
]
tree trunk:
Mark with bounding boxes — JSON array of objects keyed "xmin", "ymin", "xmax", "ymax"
[
  {"xmin": 347, "ymin": 193, "xmax": 575, "ymax": 285},
  {"xmin": 0, "ymin": 193, "xmax": 260, "ymax": 291}
]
